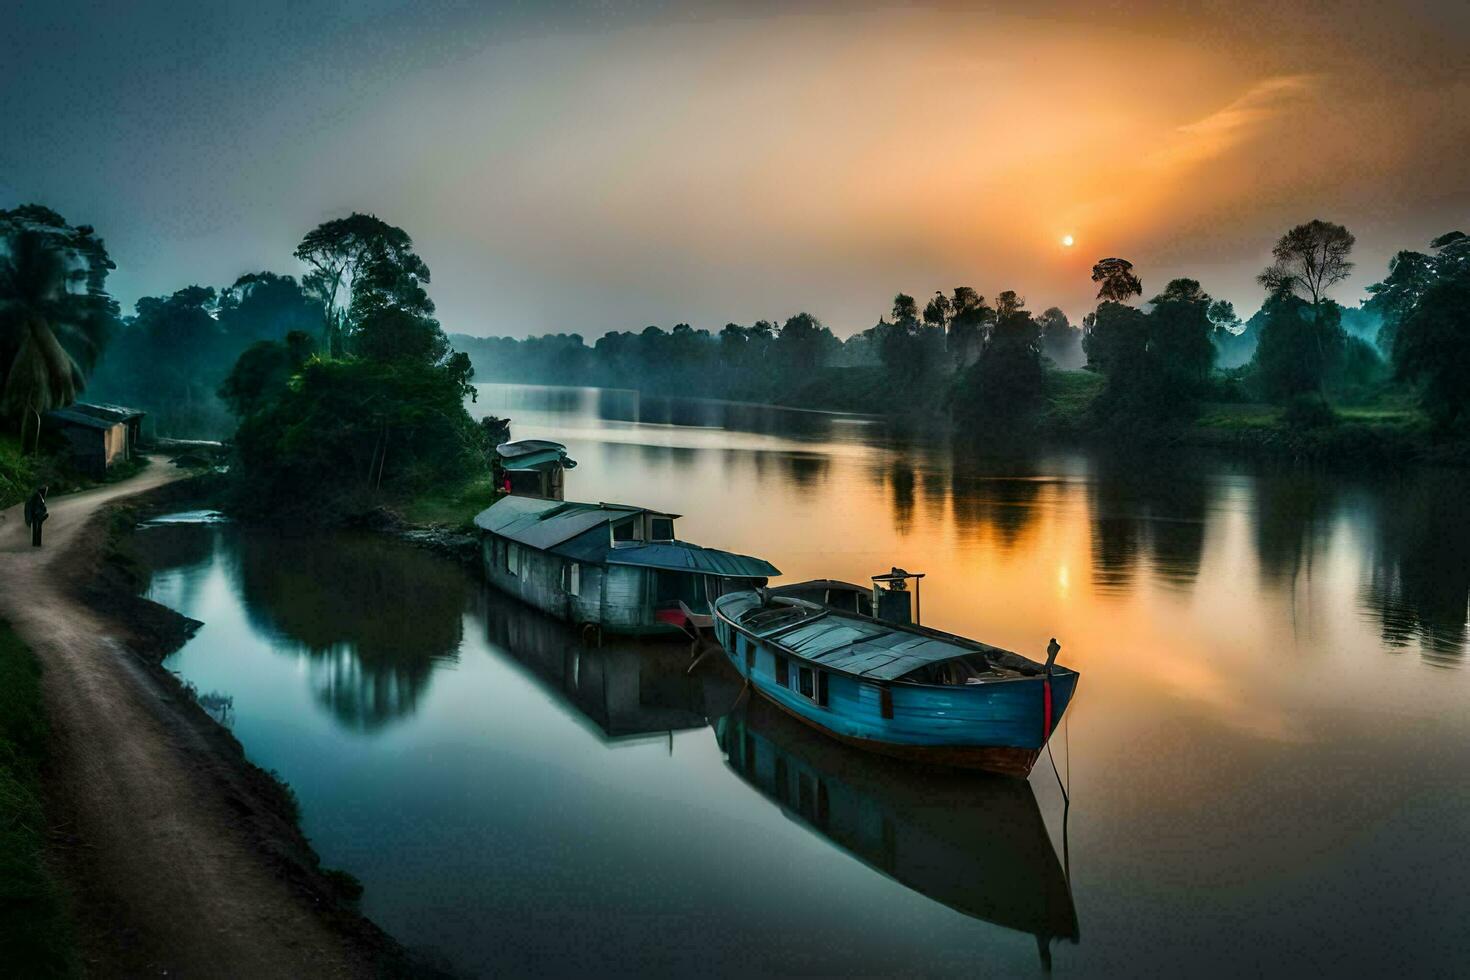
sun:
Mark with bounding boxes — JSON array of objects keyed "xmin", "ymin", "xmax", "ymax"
[{"xmin": 1061, "ymin": 234, "xmax": 1075, "ymax": 247}]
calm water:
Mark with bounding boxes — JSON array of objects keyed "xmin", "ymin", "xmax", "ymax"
[{"xmin": 140, "ymin": 383, "xmax": 1470, "ymax": 976}]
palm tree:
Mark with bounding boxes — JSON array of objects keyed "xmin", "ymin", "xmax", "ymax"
[{"xmin": 0, "ymin": 230, "xmax": 98, "ymax": 451}]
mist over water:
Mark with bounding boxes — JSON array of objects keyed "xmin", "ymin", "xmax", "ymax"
[{"xmin": 140, "ymin": 383, "xmax": 1470, "ymax": 976}]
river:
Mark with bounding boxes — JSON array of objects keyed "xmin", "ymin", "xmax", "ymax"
[{"xmin": 137, "ymin": 383, "xmax": 1470, "ymax": 976}]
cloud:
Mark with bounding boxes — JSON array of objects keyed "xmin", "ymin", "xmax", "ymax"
[{"xmin": 1151, "ymin": 74, "xmax": 1321, "ymax": 172}]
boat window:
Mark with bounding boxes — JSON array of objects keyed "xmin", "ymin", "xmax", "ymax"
[
  {"xmin": 612, "ymin": 519, "xmax": 636, "ymax": 543},
  {"xmin": 566, "ymin": 562, "xmax": 580, "ymax": 596},
  {"xmin": 507, "ymin": 542, "xmax": 520, "ymax": 576},
  {"xmin": 775, "ymin": 655, "xmax": 789, "ymax": 688},
  {"xmin": 649, "ymin": 517, "xmax": 675, "ymax": 541},
  {"xmin": 798, "ymin": 665, "xmax": 828, "ymax": 706}
]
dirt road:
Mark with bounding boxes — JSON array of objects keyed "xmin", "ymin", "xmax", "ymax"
[{"xmin": 0, "ymin": 463, "xmax": 381, "ymax": 978}]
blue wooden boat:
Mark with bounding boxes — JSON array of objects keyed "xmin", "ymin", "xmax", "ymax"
[{"xmin": 712, "ymin": 574, "xmax": 1079, "ymax": 777}]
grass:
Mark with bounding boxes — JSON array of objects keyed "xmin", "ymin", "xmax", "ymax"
[
  {"xmin": 0, "ymin": 433, "xmax": 38, "ymax": 511},
  {"xmin": 396, "ymin": 471, "xmax": 502, "ymax": 530},
  {"xmin": 1040, "ymin": 368, "xmax": 1106, "ymax": 428},
  {"xmin": 0, "ymin": 621, "xmax": 80, "ymax": 978}
]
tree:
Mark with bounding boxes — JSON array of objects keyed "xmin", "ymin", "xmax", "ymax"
[
  {"xmin": 1091, "ymin": 257, "xmax": 1142, "ymax": 304},
  {"xmin": 890, "ymin": 293, "xmax": 919, "ymax": 329},
  {"xmin": 877, "ymin": 293, "xmax": 944, "ymax": 381},
  {"xmin": 1207, "ymin": 299, "xmax": 1241, "ymax": 338},
  {"xmin": 1083, "ymin": 301, "xmax": 1149, "ymax": 388},
  {"xmin": 293, "ymin": 213, "xmax": 427, "ymax": 356},
  {"xmin": 1368, "ymin": 232, "xmax": 1468, "ymax": 352},
  {"xmin": 216, "ymin": 272, "xmax": 321, "ymax": 346},
  {"xmin": 1037, "ymin": 306, "xmax": 1082, "ymax": 368},
  {"xmin": 995, "ymin": 290, "xmax": 1025, "ymax": 319},
  {"xmin": 354, "ymin": 306, "xmax": 450, "ymax": 365},
  {"xmin": 219, "ymin": 331, "xmax": 316, "ymax": 417},
  {"xmin": 1255, "ymin": 221, "xmax": 1355, "ymax": 405},
  {"xmin": 1147, "ymin": 279, "xmax": 1216, "ymax": 387},
  {"xmin": 1252, "ymin": 291, "xmax": 1346, "ymax": 403},
  {"xmin": 965, "ymin": 304, "xmax": 1043, "ymax": 418},
  {"xmin": 946, "ymin": 287, "xmax": 992, "ymax": 368},
  {"xmin": 0, "ymin": 208, "xmax": 119, "ymax": 450},
  {"xmin": 775, "ymin": 312, "xmax": 836, "ymax": 374},
  {"xmin": 1391, "ymin": 257, "xmax": 1470, "ymax": 428},
  {"xmin": 1257, "ymin": 220, "xmax": 1355, "ymax": 310},
  {"xmin": 922, "ymin": 292, "xmax": 952, "ymax": 332}
]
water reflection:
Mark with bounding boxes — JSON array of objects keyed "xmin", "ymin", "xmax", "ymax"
[
  {"xmin": 225, "ymin": 531, "xmax": 469, "ymax": 729},
  {"xmin": 474, "ymin": 587, "xmax": 735, "ymax": 739},
  {"xmin": 716, "ymin": 697, "xmax": 1079, "ymax": 968},
  {"xmin": 470, "ymin": 383, "xmax": 1470, "ymax": 667},
  {"xmin": 1361, "ymin": 471, "xmax": 1470, "ymax": 665},
  {"xmin": 1085, "ymin": 455, "xmax": 1213, "ymax": 594},
  {"xmin": 950, "ymin": 466, "xmax": 1044, "ymax": 552}
]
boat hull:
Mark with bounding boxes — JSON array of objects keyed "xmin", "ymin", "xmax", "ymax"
[{"xmin": 714, "ymin": 611, "xmax": 1078, "ymax": 777}]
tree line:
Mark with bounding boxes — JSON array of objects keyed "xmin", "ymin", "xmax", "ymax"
[
  {"xmin": 4, "ymin": 201, "xmax": 1470, "ymax": 491},
  {"xmin": 0, "ymin": 205, "xmax": 486, "ymax": 514}
]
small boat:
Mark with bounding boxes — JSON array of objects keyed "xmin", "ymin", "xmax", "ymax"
[{"xmin": 712, "ymin": 571, "xmax": 1079, "ymax": 776}]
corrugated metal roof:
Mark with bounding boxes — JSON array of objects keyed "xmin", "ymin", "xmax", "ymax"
[
  {"xmin": 43, "ymin": 406, "xmax": 120, "ymax": 430},
  {"xmin": 715, "ymin": 591, "xmax": 989, "ymax": 681},
  {"xmin": 71, "ymin": 402, "xmax": 145, "ymax": 423},
  {"xmin": 474, "ymin": 495, "xmax": 779, "ymax": 578},
  {"xmin": 603, "ymin": 542, "xmax": 779, "ymax": 578},
  {"xmin": 474, "ymin": 496, "xmax": 638, "ymax": 551},
  {"xmin": 496, "ymin": 439, "xmax": 578, "ymax": 470}
]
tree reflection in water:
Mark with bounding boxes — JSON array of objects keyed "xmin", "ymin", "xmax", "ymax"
[
  {"xmin": 225, "ymin": 530, "xmax": 470, "ymax": 729},
  {"xmin": 1361, "ymin": 471, "xmax": 1470, "ymax": 665},
  {"xmin": 1086, "ymin": 454, "xmax": 1213, "ymax": 594}
]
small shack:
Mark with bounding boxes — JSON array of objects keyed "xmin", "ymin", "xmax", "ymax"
[
  {"xmin": 496, "ymin": 439, "xmax": 577, "ymax": 500},
  {"xmin": 42, "ymin": 402, "xmax": 146, "ymax": 478}
]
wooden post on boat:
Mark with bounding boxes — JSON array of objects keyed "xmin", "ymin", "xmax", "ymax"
[{"xmin": 1042, "ymin": 638, "xmax": 1061, "ymax": 741}]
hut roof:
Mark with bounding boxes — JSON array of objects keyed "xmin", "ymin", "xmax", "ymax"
[
  {"xmin": 43, "ymin": 406, "xmax": 120, "ymax": 430},
  {"xmin": 71, "ymin": 402, "xmax": 145, "ymax": 423}
]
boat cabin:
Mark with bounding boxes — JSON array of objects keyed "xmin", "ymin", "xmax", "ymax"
[
  {"xmin": 475, "ymin": 494, "xmax": 780, "ymax": 635},
  {"xmin": 496, "ymin": 439, "xmax": 577, "ymax": 500}
]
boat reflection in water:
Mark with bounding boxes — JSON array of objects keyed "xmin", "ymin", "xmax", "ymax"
[
  {"xmin": 715, "ymin": 695, "xmax": 1079, "ymax": 968},
  {"xmin": 474, "ymin": 586, "xmax": 741, "ymax": 741}
]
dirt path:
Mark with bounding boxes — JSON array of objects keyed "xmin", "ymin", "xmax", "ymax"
[{"xmin": 0, "ymin": 463, "xmax": 380, "ymax": 978}]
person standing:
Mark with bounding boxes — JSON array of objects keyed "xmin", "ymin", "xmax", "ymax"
[{"xmin": 23, "ymin": 485, "xmax": 48, "ymax": 548}]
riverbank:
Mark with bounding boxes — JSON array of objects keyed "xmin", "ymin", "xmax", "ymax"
[{"xmin": 0, "ymin": 465, "xmax": 445, "ymax": 978}]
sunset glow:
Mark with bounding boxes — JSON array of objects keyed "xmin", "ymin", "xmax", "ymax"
[{"xmin": 5, "ymin": 2, "xmax": 1468, "ymax": 336}]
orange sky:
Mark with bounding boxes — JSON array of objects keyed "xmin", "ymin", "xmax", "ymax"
[{"xmin": 4, "ymin": 1, "xmax": 1467, "ymax": 335}]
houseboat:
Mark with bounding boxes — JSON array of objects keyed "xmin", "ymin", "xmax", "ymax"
[
  {"xmin": 474, "ymin": 494, "xmax": 780, "ymax": 637},
  {"xmin": 495, "ymin": 439, "xmax": 576, "ymax": 499},
  {"xmin": 712, "ymin": 572, "xmax": 1079, "ymax": 776}
]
